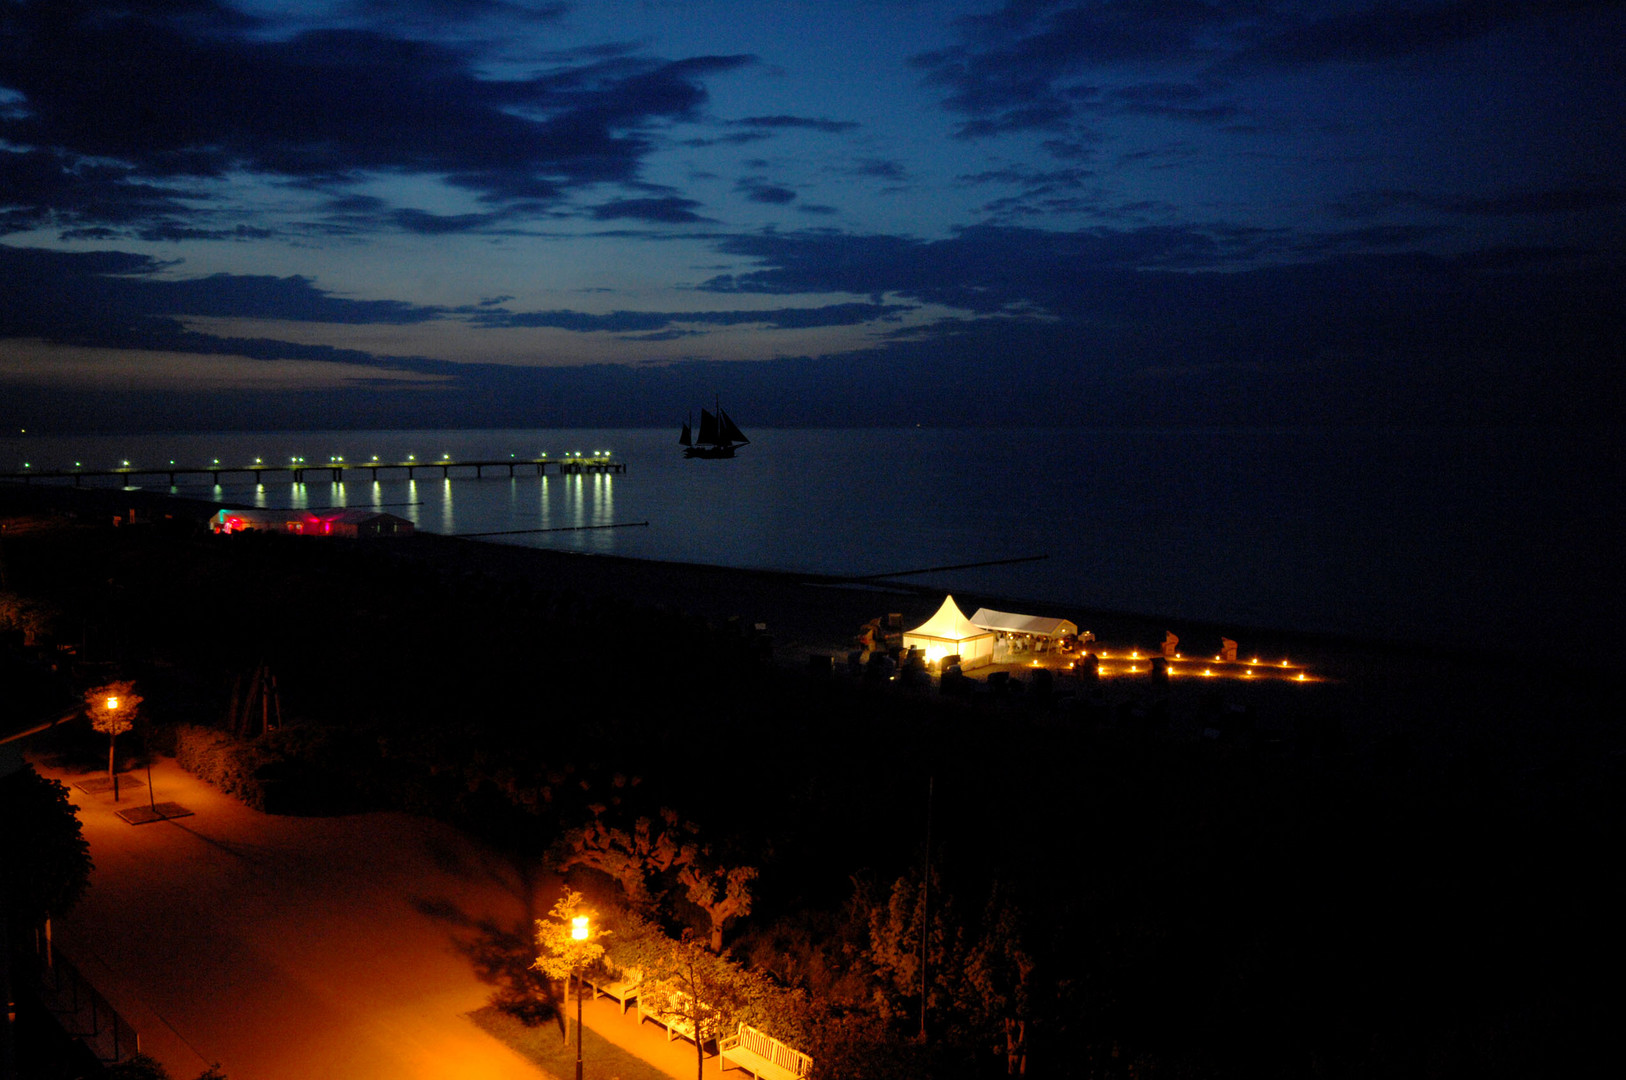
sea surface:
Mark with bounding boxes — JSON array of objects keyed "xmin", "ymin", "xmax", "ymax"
[{"xmin": 3, "ymin": 427, "xmax": 1619, "ymax": 661}]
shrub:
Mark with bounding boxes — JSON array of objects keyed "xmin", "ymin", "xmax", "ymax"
[{"xmin": 172, "ymin": 724, "xmax": 267, "ymax": 809}]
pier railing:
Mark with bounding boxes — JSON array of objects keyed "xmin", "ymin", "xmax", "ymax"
[{"xmin": 0, "ymin": 455, "xmax": 625, "ymax": 485}]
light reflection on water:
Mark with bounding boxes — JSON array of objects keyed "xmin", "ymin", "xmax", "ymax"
[{"xmin": 0, "ymin": 426, "xmax": 1616, "ymax": 657}]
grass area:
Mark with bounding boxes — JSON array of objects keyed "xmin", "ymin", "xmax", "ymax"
[{"xmin": 468, "ymin": 1006, "xmax": 679, "ymax": 1080}]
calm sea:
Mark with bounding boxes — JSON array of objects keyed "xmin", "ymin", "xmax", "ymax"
[{"xmin": 3, "ymin": 427, "xmax": 1619, "ymax": 661}]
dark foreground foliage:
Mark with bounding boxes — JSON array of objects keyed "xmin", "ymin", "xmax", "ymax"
[{"xmin": 4, "ymin": 484, "xmax": 1622, "ymax": 1078}]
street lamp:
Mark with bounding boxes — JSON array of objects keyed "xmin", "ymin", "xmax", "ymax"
[
  {"xmin": 87, "ymin": 683, "xmax": 140, "ymax": 802},
  {"xmin": 572, "ymin": 915, "xmax": 589, "ymax": 1080}
]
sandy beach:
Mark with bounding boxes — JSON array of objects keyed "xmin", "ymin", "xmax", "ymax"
[{"xmin": 4, "ymin": 478, "xmax": 1613, "ymax": 748}]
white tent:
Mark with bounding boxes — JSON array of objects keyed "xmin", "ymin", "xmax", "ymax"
[
  {"xmin": 969, "ymin": 609, "xmax": 1079, "ymax": 640},
  {"xmin": 903, "ymin": 595, "xmax": 995, "ymax": 670}
]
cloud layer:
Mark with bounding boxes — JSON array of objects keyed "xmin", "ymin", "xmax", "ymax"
[{"xmin": 0, "ymin": 1, "xmax": 1622, "ymax": 431}]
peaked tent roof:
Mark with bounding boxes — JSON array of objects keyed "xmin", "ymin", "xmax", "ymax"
[
  {"xmin": 969, "ymin": 608, "xmax": 1079, "ymax": 637},
  {"xmin": 905, "ymin": 595, "xmax": 992, "ymax": 642}
]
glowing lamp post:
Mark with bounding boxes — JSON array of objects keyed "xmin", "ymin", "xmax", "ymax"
[
  {"xmin": 86, "ymin": 682, "xmax": 141, "ymax": 802},
  {"xmin": 532, "ymin": 889, "xmax": 605, "ymax": 1072},
  {"xmin": 572, "ymin": 915, "xmax": 589, "ymax": 1080}
]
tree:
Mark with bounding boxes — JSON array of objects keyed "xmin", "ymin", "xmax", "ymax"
[
  {"xmin": 531, "ymin": 890, "xmax": 606, "ymax": 1046},
  {"xmin": 553, "ymin": 807, "xmax": 758, "ymax": 951},
  {"xmin": 654, "ymin": 930, "xmax": 745, "ymax": 1080},
  {"xmin": 960, "ymin": 883, "xmax": 1035, "ymax": 1075},
  {"xmin": 86, "ymin": 680, "xmax": 141, "ymax": 801},
  {"xmin": 1, "ymin": 764, "xmax": 92, "ymax": 1080},
  {"xmin": 679, "ymin": 861, "xmax": 759, "ymax": 953},
  {"xmin": 552, "ymin": 808, "xmax": 690, "ymax": 909},
  {"xmin": 0, "ymin": 766, "xmax": 92, "ymax": 925},
  {"xmin": 861, "ymin": 870, "xmax": 963, "ymax": 1027}
]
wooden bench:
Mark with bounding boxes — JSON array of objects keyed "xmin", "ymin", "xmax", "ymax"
[
  {"xmin": 718, "ymin": 1022, "xmax": 812, "ymax": 1080},
  {"xmin": 637, "ymin": 990, "xmax": 699, "ymax": 1046},
  {"xmin": 581, "ymin": 967, "xmax": 641, "ymax": 1015}
]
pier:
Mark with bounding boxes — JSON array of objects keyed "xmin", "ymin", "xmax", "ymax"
[{"xmin": 0, "ymin": 454, "xmax": 625, "ymax": 486}]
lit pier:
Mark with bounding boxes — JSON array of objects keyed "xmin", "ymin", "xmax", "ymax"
[{"xmin": 1, "ymin": 452, "xmax": 625, "ymax": 485}]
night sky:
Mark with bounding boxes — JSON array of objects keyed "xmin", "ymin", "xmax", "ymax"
[{"xmin": 2, "ymin": 0, "xmax": 1622, "ymax": 432}]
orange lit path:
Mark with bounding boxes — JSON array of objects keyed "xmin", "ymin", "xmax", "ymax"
[
  {"xmin": 0, "ymin": 454, "xmax": 625, "ymax": 486},
  {"xmin": 33, "ymin": 756, "xmax": 673, "ymax": 1080}
]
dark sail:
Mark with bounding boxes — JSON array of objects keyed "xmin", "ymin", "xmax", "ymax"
[
  {"xmin": 683, "ymin": 400, "xmax": 747, "ymax": 457},
  {"xmin": 717, "ymin": 409, "xmax": 749, "ymax": 445}
]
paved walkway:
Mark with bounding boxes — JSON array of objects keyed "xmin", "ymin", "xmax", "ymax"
[{"xmin": 33, "ymin": 757, "xmax": 707, "ymax": 1080}]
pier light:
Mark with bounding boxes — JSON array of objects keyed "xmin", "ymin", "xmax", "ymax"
[
  {"xmin": 122, "ymin": 460, "xmax": 129, "ymax": 466},
  {"xmin": 1130, "ymin": 650, "xmax": 1139, "ymax": 659},
  {"xmin": 169, "ymin": 460, "xmax": 175, "ymax": 465},
  {"xmin": 213, "ymin": 459, "xmax": 219, "ymax": 465},
  {"xmin": 255, "ymin": 457, "xmax": 262, "ymax": 464},
  {"xmin": 1297, "ymin": 672, "xmax": 1307, "ymax": 682},
  {"xmin": 1282, "ymin": 660, "xmax": 1290, "ymax": 667},
  {"xmin": 337, "ymin": 456, "xmax": 343, "ymax": 462},
  {"xmin": 408, "ymin": 455, "xmax": 415, "ymax": 461},
  {"xmin": 74, "ymin": 462, "xmax": 81, "ymax": 467},
  {"xmin": 1203, "ymin": 668, "xmax": 1214, "ymax": 677},
  {"xmin": 442, "ymin": 453, "xmax": 450, "ymax": 460},
  {"xmin": 372, "ymin": 455, "xmax": 379, "ymax": 461}
]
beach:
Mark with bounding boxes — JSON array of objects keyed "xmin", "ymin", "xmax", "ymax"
[{"xmin": 3, "ymin": 477, "xmax": 1610, "ymax": 749}]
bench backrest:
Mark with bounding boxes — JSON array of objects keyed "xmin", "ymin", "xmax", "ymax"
[{"xmin": 736, "ymin": 1023, "xmax": 812, "ymax": 1076}]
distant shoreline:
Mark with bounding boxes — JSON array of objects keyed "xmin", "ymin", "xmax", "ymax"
[{"xmin": 0, "ymin": 477, "xmax": 1551, "ymax": 674}]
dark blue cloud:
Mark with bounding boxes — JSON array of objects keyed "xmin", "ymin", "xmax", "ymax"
[
  {"xmin": 850, "ymin": 159, "xmax": 907, "ymax": 181},
  {"xmin": 737, "ymin": 178, "xmax": 798, "ymax": 204},
  {"xmin": 1335, "ymin": 187, "xmax": 1626, "ymax": 219},
  {"xmin": 390, "ymin": 209, "xmax": 508, "ymax": 235},
  {"xmin": 589, "ymin": 196, "xmax": 713, "ymax": 223},
  {"xmin": 0, "ymin": 1, "xmax": 751, "ymax": 234},
  {"xmin": 4, "ymin": 234, "xmax": 1621, "ymax": 434},
  {"xmin": 701, "ymin": 224, "xmax": 1260, "ymax": 313},
  {"xmin": 472, "ymin": 301, "xmax": 911, "ymax": 332},
  {"xmin": 0, "ymin": 244, "xmax": 448, "ymax": 356},
  {"xmin": 1245, "ymin": 1, "xmax": 1619, "ymax": 67},
  {"xmin": 912, "ymin": 1, "xmax": 1234, "ymax": 137},
  {"xmin": 344, "ymin": 1, "xmax": 570, "ymax": 30},
  {"xmin": 0, "ymin": 148, "xmax": 204, "ymax": 234},
  {"xmin": 913, "ymin": 1, "xmax": 1625, "ymax": 144},
  {"xmin": 733, "ymin": 115, "xmax": 859, "ymax": 133}
]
